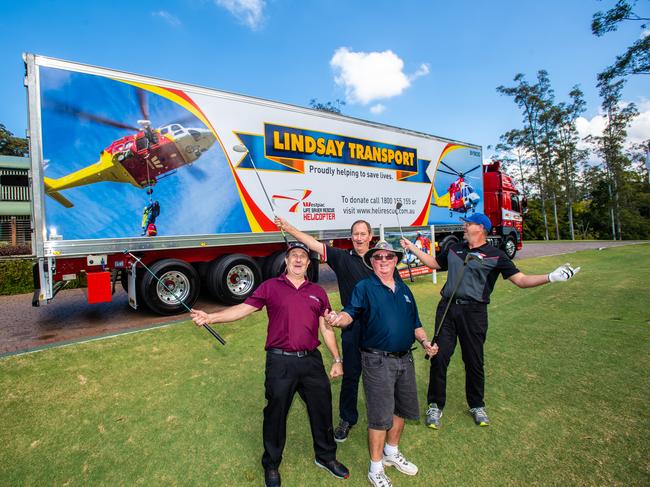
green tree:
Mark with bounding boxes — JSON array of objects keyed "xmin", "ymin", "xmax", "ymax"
[
  {"xmin": 592, "ymin": 0, "xmax": 650, "ymax": 80},
  {"xmin": 0, "ymin": 124, "xmax": 29, "ymax": 157},
  {"xmin": 549, "ymin": 86, "xmax": 588, "ymax": 240},
  {"xmin": 308, "ymin": 98, "xmax": 346, "ymax": 114},
  {"xmin": 586, "ymin": 78, "xmax": 639, "ymax": 239},
  {"xmin": 497, "ymin": 72, "xmax": 553, "ymax": 240}
]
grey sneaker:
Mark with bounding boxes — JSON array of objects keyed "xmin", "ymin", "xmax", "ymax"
[
  {"xmin": 334, "ymin": 420, "xmax": 352, "ymax": 442},
  {"xmin": 425, "ymin": 403, "xmax": 442, "ymax": 429},
  {"xmin": 469, "ymin": 407, "xmax": 490, "ymax": 426},
  {"xmin": 382, "ymin": 451, "xmax": 418, "ymax": 476},
  {"xmin": 367, "ymin": 469, "xmax": 393, "ymax": 487}
]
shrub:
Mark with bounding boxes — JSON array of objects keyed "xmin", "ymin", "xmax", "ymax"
[
  {"xmin": 0, "ymin": 258, "xmax": 34, "ymax": 295},
  {"xmin": 0, "ymin": 243, "xmax": 32, "ymax": 256}
]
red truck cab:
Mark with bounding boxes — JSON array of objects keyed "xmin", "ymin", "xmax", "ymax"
[{"xmin": 483, "ymin": 161, "xmax": 524, "ymax": 259}]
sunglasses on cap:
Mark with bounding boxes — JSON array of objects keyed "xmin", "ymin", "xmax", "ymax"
[{"xmin": 372, "ymin": 253, "xmax": 396, "ymax": 261}]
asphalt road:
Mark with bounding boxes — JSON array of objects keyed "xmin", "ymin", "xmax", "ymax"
[{"xmin": 1, "ymin": 240, "xmax": 644, "ymax": 356}]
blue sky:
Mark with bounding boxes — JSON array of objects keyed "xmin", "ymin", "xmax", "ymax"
[{"xmin": 1, "ymin": 0, "xmax": 648, "ymax": 159}]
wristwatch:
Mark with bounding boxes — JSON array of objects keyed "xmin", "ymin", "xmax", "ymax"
[{"xmin": 334, "ymin": 357, "xmax": 343, "ymax": 364}]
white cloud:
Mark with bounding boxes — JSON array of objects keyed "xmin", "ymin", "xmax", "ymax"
[
  {"xmin": 215, "ymin": 0, "xmax": 265, "ymax": 30},
  {"xmin": 152, "ymin": 10, "xmax": 182, "ymax": 27},
  {"xmin": 410, "ymin": 63, "xmax": 430, "ymax": 80},
  {"xmin": 370, "ymin": 104, "xmax": 386, "ymax": 115},
  {"xmin": 330, "ymin": 48, "xmax": 429, "ymax": 105},
  {"xmin": 576, "ymin": 99, "xmax": 650, "ymax": 148},
  {"xmin": 641, "ymin": 29, "xmax": 650, "ymax": 39}
]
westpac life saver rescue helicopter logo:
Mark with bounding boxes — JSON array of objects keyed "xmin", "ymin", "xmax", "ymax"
[
  {"xmin": 271, "ymin": 189, "xmax": 313, "ymax": 213},
  {"xmin": 42, "ymin": 91, "xmax": 216, "ymax": 209}
]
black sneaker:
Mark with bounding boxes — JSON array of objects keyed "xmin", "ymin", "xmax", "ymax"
[
  {"xmin": 334, "ymin": 420, "xmax": 352, "ymax": 442},
  {"xmin": 264, "ymin": 468, "xmax": 281, "ymax": 487},
  {"xmin": 314, "ymin": 458, "xmax": 350, "ymax": 479}
]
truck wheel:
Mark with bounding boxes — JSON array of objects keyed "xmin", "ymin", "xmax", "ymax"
[
  {"xmin": 262, "ymin": 251, "xmax": 319, "ymax": 282},
  {"xmin": 503, "ymin": 236, "xmax": 517, "ymax": 259},
  {"xmin": 209, "ymin": 254, "xmax": 261, "ymax": 305},
  {"xmin": 263, "ymin": 251, "xmax": 285, "ymax": 280},
  {"xmin": 440, "ymin": 235, "xmax": 459, "ymax": 254},
  {"xmin": 139, "ymin": 259, "xmax": 200, "ymax": 315}
]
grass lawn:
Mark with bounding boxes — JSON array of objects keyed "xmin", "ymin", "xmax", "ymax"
[{"xmin": 1, "ymin": 245, "xmax": 649, "ymax": 486}]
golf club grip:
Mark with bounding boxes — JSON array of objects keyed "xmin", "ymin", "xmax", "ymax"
[{"xmin": 205, "ymin": 324, "xmax": 226, "ymax": 345}]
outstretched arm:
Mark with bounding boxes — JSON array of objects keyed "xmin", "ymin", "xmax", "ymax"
[
  {"xmin": 191, "ymin": 303, "xmax": 258, "ymax": 326},
  {"xmin": 509, "ymin": 263, "xmax": 581, "ymax": 289},
  {"xmin": 275, "ymin": 217, "xmax": 325, "ymax": 258}
]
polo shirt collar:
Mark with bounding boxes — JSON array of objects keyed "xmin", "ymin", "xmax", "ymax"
[
  {"xmin": 369, "ymin": 272, "xmax": 403, "ymax": 291},
  {"xmin": 279, "ymin": 272, "xmax": 310, "ymax": 290}
]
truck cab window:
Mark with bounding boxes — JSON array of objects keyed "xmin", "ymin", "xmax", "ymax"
[{"xmin": 510, "ymin": 194, "xmax": 521, "ymax": 213}]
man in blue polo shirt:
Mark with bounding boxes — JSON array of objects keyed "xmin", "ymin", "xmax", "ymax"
[
  {"xmin": 326, "ymin": 241, "xmax": 437, "ymax": 487},
  {"xmin": 191, "ymin": 242, "xmax": 349, "ymax": 487}
]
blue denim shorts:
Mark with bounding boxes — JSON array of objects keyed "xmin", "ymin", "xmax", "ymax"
[{"xmin": 361, "ymin": 351, "xmax": 420, "ymax": 429}]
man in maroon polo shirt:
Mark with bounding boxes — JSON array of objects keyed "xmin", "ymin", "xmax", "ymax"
[{"xmin": 191, "ymin": 242, "xmax": 349, "ymax": 487}]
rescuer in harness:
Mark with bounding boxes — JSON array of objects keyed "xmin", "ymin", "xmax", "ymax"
[
  {"xmin": 401, "ymin": 213, "xmax": 581, "ymax": 429},
  {"xmin": 141, "ymin": 199, "xmax": 160, "ymax": 237}
]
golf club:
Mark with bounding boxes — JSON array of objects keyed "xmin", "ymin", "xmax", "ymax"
[
  {"xmin": 233, "ymin": 144, "xmax": 289, "ymax": 246},
  {"xmin": 123, "ymin": 250, "xmax": 226, "ymax": 345},
  {"xmin": 425, "ymin": 251, "xmax": 483, "ymax": 359},
  {"xmin": 395, "ymin": 202, "xmax": 414, "ymax": 282}
]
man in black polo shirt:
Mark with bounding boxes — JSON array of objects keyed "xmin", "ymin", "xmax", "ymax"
[
  {"xmin": 401, "ymin": 213, "xmax": 580, "ymax": 429},
  {"xmin": 191, "ymin": 242, "xmax": 349, "ymax": 487},
  {"xmin": 326, "ymin": 241, "xmax": 437, "ymax": 487},
  {"xmin": 275, "ymin": 217, "xmax": 374, "ymax": 442}
]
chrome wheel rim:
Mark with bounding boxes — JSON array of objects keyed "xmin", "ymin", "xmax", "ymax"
[
  {"xmin": 226, "ymin": 264, "xmax": 255, "ymax": 296},
  {"xmin": 156, "ymin": 270, "xmax": 190, "ymax": 304}
]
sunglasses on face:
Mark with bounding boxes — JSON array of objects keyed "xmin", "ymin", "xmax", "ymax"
[{"xmin": 372, "ymin": 253, "xmax": 396, "ymax": 261}]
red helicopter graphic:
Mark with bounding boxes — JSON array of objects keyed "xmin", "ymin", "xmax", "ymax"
[
  {"xmin": 434, "ymin": 160, "xmax": 482, "ymax": 215},
  {"xmin": 42, "ymin": 91, "xmax": 216, "ymax": 210}
]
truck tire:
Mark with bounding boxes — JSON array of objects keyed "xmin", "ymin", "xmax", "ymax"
[
  {"xmin": 139, "ymin": 259, "xmax": 200, "ymax": 315},
  {"xmin": 263, "ymin": 251, "xmax": 285, "ymax": 280},
  {"xmin": 440, "ymin": 235, "xmax": 459, "ymax": 254},
  {"xmin": 209, "ymin": 254, "xmax": 262, "ymax": 305},
  {"xmin": 263, "ymin": 251, "xmax": 319, "ymax": 282},
  {"xmin": 503, "ymin": 235, "xmax": 517, "ymax": 259}
]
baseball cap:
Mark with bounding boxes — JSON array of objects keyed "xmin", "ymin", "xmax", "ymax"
[
  {"xmin": 460, "ymin": 213, "xmax": 492, "ymax": 232},
  {"xmin": 286, "ymin": 241, "xmax": 310, "ymax": 255}
]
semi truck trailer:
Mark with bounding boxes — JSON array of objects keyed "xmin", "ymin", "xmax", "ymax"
[{"xmin": 24, "ymin": 54, "xmax": 523, "ymax": 315}]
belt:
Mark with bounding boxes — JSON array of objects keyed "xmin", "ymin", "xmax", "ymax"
[
  {"xmin": 361, "ymin": 347, "xmax": 413, "ymax": 358},
  {"xmin": 443, "ymin": 298, "xmax": 480, "ymax": 305},
  {"xmin": 267, "ymin": 348, "xmax": 314, "ymax": 357}
]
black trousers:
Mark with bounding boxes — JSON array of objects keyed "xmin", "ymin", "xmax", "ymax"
[
  {"xmin": 427, "ymin": 300, "xmax": 489, "ymax": 410},
  {"xmin": 338, "ymin": 321, "xmax": 362, "ymax": 425},
  {"xmin": 261, "ymin": 349, "xmax": 337, "ymax": 470}
]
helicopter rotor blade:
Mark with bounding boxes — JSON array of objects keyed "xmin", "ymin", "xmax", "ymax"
[
  {"xmin": 436, "ymin": 168, "xmax": 458, "ymax": 177},
  {"xmin": 438, "ymin": 160, "xmax": 460, "ymax": 175},
  {"xmin": 137, "ymin": 89, "xmax": 150, "ymax": 121},
  {"xmin": 463, "ymin": 164, "xmax": 482, "ymax": 176},
  {"xmin": 160, "ymin": 113, "xmax": 204, "ymax": 129},
  {"xmin": 44, "ymin": 99, "xmax": 139, "ymax": 131}
]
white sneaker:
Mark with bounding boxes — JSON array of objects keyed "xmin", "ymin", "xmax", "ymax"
[
  {"xmin": 382, "ymin": 451, "xmax": 418, "ymax": 476},
  {"xmin": 368, "ymin": 469, "xmax": 393, "ymax": 487}
]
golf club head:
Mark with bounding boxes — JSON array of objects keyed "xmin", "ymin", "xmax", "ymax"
[{"xmin": 396, "ymin": 202, "xmax": 403, "ymax": 210}]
